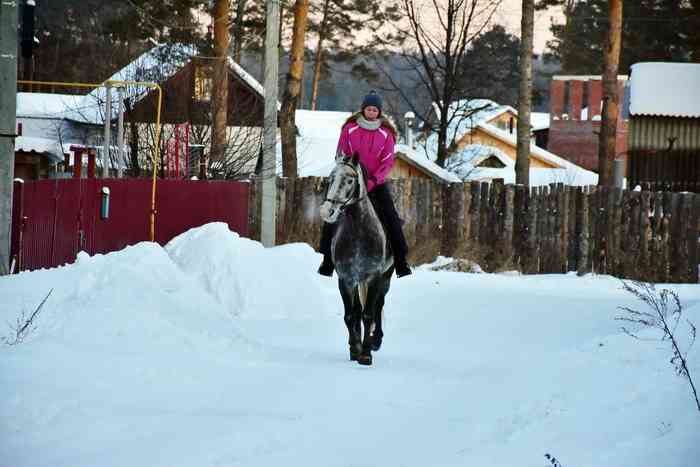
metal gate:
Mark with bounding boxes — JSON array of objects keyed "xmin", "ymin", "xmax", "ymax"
[{"xmin": 10, "ymin": 178, "xmax": 249, "ymax": 272}]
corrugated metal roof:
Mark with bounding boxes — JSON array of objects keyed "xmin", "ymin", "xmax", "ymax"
[
  {"xmin": 629, "ymin": 62, "xmax": 700, "ymax": 118},
  {"xmin": 629, "ymin": 116, "xmax": 700, "ymax": 151}
]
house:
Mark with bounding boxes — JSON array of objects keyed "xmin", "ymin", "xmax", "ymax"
[
  {"xmin": 414, "ymin": 99, "xmax": 598, "ymax": 186},
  {"xmin": 289, "ymin": 109, "xmax": 460, "ymax": 183},
  {"xmin": 546, "ymin": 75, "xmax": 629, "ymax": 171},
  {"xmin": 14, "ymin": 44, "xmax": 269, "ymax": 179},
  {"xmin": 627, "ymin": 62, "xmax": 700, "ymax": 192}
]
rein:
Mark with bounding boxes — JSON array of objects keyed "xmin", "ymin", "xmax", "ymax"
[{"xmin": 324, "ymin": 162, "xmax": 367, "ymax": 213}]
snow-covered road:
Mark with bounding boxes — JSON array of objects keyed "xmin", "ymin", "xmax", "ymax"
[{"xmin": 1, "ymin": 223, "xmax": 699, "ymax": 467}]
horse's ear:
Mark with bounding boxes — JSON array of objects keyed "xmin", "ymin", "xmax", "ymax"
[
  {"xmin": 351, "ymin": 152, "xmax": 360, "ymax": 167},
  {"xmin": 335, "ymin": 151, "xmax": 345, "ymax": 163}
]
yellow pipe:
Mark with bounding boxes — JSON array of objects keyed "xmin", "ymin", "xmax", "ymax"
[{"xmin": 18, "ymin": 79, "xmax": 163, "ymax": 241}]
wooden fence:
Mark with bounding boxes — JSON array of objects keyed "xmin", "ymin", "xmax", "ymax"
[{"xmin": 249, "ymin": 177, "xmax": 700, "ymax": 284}]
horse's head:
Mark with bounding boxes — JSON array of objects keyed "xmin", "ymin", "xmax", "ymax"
[{"xmin": 320, "ymin": 152, "xmax": 367, "ymax": 224}]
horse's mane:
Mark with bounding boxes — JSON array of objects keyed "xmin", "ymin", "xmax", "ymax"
[{"xmin": 343, "ymin": 112, "xmax": 398, "ymax": 138}]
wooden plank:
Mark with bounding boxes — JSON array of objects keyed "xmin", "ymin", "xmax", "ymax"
[
  {"xmin": 557, "ymin": 183, "xmax": 567, "ymax": 273},
  {"xmin": 690, "ymin": 194, "xmax": 700, "ymax": 283},
  {"xmin": 523, "ymin": 186, "xmax": 538, "ymax": 274},
  {"xmin": 639, "ymin": 190, "xmax": 652, "ymax": 280},
  {"xmin": 610, "ymin": 188, "xmax": 623, "ymax": 278},
  {"xmin": 669, "ymin": 192, "xmax": 682, "ymax": 282},
  {"xmin": 502, "ymin": 185, "xmax": 515, "ymax": 267},
  {"xmin": 567, "ymin": 186, "xmax": 577, "ymax": 271},
  {"xmin": 628, "ymin": 191, "xmax": 641, "ymax": 280},
  {"xmin": 462, "ymin": 183, "xmax": 472, "ymax": 251},
  {"xmin": 479, "ymin": 182, "xmax": 490, "ymax": 257},
  {"xmin": 513, "ymin": 184, "xmax": 527, "ymax": 271},
  {"xmin": 469, "ymin": 181, "xmax": 481, "ymax": 244},
  {"xmin": 577, "ymin": 187, "xmax": 590, "ymax": 276},
  {"xmin": 538, "ymin": 186, "xmax": 548, "ymax": 273}
]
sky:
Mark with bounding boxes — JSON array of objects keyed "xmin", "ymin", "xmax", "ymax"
[{"xmin": 494, "ymin": 0, "xmax": 562, "ymax": 53}]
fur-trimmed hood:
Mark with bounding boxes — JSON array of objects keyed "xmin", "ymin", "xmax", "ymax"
[{"xmin": 343, "ymin": 112, "xmax": 398, "ymax": 138}]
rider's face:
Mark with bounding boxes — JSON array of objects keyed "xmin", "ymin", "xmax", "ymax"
[{"xmin": 363, "ymin": 106, "xmax": 380, "ymax": 121}]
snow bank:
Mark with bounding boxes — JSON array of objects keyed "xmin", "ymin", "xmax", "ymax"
[{"xmin": 1, "ymin": 223, "xmax": 699, "ymax": 467}]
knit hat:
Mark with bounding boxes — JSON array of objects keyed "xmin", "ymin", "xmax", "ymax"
[{"xmin": 361, "ymin": 90, "xmax": 383, "ymax": 112}]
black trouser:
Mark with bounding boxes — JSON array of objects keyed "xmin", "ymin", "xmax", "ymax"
[{"xmin": 320, "ymin": 183, "xmax": 409, "ymax": 261}]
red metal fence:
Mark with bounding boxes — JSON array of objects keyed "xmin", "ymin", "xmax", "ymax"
[{"xmin": 10, "ymin": 178, "xmax": 249, "ymax": 272}]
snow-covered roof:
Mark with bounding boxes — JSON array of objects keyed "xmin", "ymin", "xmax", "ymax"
[
  {"xmin": 16, "ymin": 92, "xmax": 101, "ymax": 124},
  {"xmin": 18, "ymin": 45, "xmax": 273, "ymax": 126},
  {"xmin": 630, "ymin": 62, "xmax": 700, "ymax": 118},
  {"xmin": 395, "ymin": 144, "xmax": 461, "ymax": 183},
  {"xmin": 431, "ymin": 99, "xmax": 516, "ymax": 145},
  {"xmin": 530, "ymin": 112, "xmax": 550, "ymax": 131},
  {"xmin": 291, "ymin": 110, "xmax": 351, "ymax": 177},
  {"xmin": 15, "ymin": 136, "xmax": 65, "ymax": 163}
]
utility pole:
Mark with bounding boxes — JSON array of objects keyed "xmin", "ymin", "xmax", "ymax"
[
  {"xmin": 209, "ymin": 0, "xmax": 230, "ymax": 174},
  {"xmin": 261, "ymin": 0, "xmax": 279, "ymax": 247},
  {"xmin": 598, "ymin": 0, "xmax": 623, "ymax": 186},
  {"xmin": 103, "ymin": 82, "xmax": 112, "ymax": 178},
  {"xmin": 515, "ymin": 0, "xmax": 534, "ymax": 187},
  {"xmin": 0, "ymin": 0, "xmax": 19, "ymax": 275}
]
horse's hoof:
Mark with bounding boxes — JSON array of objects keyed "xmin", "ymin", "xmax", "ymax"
[
  {"xmin": 349, "ymin": 348, "xmax": 361, "ymax": 361},
  {"xmin": 371, "ymin": 337, "xmax": 383, "ymax": 351},
  {"xmin": 357, "ymin": 354, "xmax": 372, "ymax": 366}
]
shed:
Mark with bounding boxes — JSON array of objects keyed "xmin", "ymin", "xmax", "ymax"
[{"xmin": 627, "ymin": 62, "xmax": 700, "ymax": 192}]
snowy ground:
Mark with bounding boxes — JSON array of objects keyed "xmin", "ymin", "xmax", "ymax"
[{"xmin": 1, "ymin": 223, "xmax": 699, "ymax": 467}]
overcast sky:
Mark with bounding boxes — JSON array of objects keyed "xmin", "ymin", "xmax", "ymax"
[{"xmin": 492, "ymin": 0, "xmax": 563, "ymax": 53}]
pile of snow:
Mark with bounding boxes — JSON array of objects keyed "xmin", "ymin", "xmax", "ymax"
[{"xmin": 1, "ymin": 222, "xmax": 699, "ymax": 467}]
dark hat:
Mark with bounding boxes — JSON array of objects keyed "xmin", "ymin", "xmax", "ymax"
[{"xmin": 361, "ymin": 90, "xmax": 383, "ymax": 112}]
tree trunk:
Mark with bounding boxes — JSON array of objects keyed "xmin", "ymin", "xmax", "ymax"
[
  {"xmin": 515, "ymin": 0, "xmax": 534, "ymax": 186},
  {"xmin": 233, "ymin": 0, "xmax": 246, "ymax": 63},
  {"xmin": 598, "ymin": 0, "xmax": 623, "ymax": 186},
  {"xmin": 280, "ymin": 0, "xmax": 310, "ymax": 178},
  {"xmin": 209, "ymin": 0, "xmax": 230, "ymax": 175},
  {"xmin": 310, "ymin": 0, "xmax": 331, "ymax": 111}
]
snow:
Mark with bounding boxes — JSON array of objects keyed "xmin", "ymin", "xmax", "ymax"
[
  {"xmin": 14, "ymin": 136, "xmax": 65, "ymax": 163},
  {"xmin": 530, "ymin": 112, "xmax": 550, "ymax": 131},
  {"xmin": 16, "ymin": 92, "xmax": 100, "ymax": 125},
  {"xmin": 1, "ymin": 222, "xmax": 699, "ymax": 467},
  {"xmin": 395, "ymin": 144, "xmax": 462, "ymax": 183},
  {"xmin": 630, "ymin": 62, "xmax": 700, "ymax": 118}
]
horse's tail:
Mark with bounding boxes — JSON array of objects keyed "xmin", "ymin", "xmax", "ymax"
[{"xmin": 358, "ymin": 281, "xmax": 369, "ymax": 310}]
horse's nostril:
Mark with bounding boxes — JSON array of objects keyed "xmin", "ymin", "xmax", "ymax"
[{"xmin": 329, "ymin": 208, "xmax": 335, "ymax": 216}]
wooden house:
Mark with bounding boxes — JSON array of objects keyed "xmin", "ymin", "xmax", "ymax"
[
  {"xmin": 627, "ymin": 62, "xmax": 700, "ymax": 192},
  {"xmin": 415, "ymin": 99, "xmax": 598, "ymax": 186}
]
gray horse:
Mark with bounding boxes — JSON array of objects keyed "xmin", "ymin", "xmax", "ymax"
[{"xmin": 319, "ymin": 153, "xmax": 394, "ymax": 366}]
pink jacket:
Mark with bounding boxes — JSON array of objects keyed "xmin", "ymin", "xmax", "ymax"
[{"xmin": 336, "ymin": 120, "xmax": 396, "ymax": 192}]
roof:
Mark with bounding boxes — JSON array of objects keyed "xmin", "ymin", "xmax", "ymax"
[
  {"xmin": 629, "ymin": 62, "xmax": 700, "ymax": 118},
  {"xmin": 18, "ymin": 45, "xmax": 272, "ymax": 125},
  {"xmin": 16, "ymin": 92, "xmax": 101, "ymax": 124},
  {"xmin": 431, "ymin": 98, "xmax": 516, "ymax": 145},
  {"xmin": 15, "ymin": 136, "xmax": 65, "ymax": 163},
  {"xmin": 394, "ymin": 144, "xmax": 461, "ymax": 183}
]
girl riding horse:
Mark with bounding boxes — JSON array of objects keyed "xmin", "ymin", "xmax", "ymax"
[{"xmin": 318, "ymin": 90, "xmax": 412, "ymax": 278}]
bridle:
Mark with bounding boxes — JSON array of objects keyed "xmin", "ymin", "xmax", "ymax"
[{"xmin": 324, "ymin": 161, "xmax": 366, "ymax": 214}]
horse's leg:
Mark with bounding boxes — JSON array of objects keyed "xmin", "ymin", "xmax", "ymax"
[
  {"xmin": 339, "ymin": 278, "xmax": 362, "ymax": 361},
  {"xmin": 371, "ymin": 267, "xmax": 393, "ymax": 351},
  {"xmin": 357, "ymin": 276, "xmax": 385, "ymax": 365}
]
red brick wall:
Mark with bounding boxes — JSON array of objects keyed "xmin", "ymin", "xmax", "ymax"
[{"xmin": 547, "ymin": 78, "xmax": 628, "ymax": 172}]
